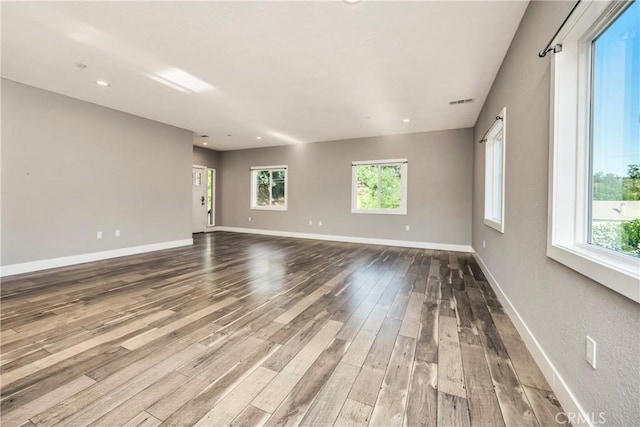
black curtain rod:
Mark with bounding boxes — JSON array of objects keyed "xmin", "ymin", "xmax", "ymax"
[
  {"xmin": 538, "ymin": 0, "xmax": 582, "ymax": 58},
  {"xmin": 478, "ymin": 115, "xmax": 504, "ymax": 144}
]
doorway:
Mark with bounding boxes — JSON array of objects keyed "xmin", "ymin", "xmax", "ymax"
[
  {"xmin": 192, "ymin": 166, "xmax": 206, "ymax": 233},
  {"xmin": 192, "ymin": 165, "xmax": 216, "ymax": 233}
]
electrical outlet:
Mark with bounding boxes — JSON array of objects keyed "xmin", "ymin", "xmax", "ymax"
[
  {"xmin": 318, "ymin": 220, "xmax": 322, "ymax": 226},
  {"xmin": 483, "ymin": 240, "xmax": 486, "ymax": 248},
  {"xmin": 586, "ymin": 336, "xmax": 597, "ymax": 369},
  {"xmin": 308, "ymin": 220, "xmax": 313, "ymax": 225},
  {"xmin": 115, "ymin": 230, "xmax": 120, "ymax": 237},
  {"xmin": 405, "ymin": 225, "xmax": 410, "ymax": 231},
  {"xmin": 248, "ymin": 217, "xmax": 252, "ymax": 222},
  {"xmin": 97, "ymin": 231, "xmax": 102, "ymax": 239}
]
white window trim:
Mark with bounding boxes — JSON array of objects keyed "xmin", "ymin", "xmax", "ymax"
[
  {"xmin": 250, "ymin": 165, "xmax": 288, "ymax": 211},
  {"xmin": 484, "ymin": 108, "xmax": 507, "ymax": 233},
  {"xmin": 351, "ymin": 158, "xmax": 408, "ymax": 215},
  {"xmin": 547, "ymin": 0, "xmax": 639, "ymax": 303}
]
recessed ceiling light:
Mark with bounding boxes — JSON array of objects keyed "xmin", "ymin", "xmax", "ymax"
[
  {"xmin": 256, "ymin": 136, "xmax": 263, "ymax": 140},
  {"xmin": 402, "ymin": 118, "xmax": 410, "ymax": 123},
  {"xmin": 344, "ymin": 0, "xmax": 361, "ymax": 4},
  {"xmin": 96, "ymin": 80, "xmax": 110, "ymax": 87},
  {"xmin": 202, "ymin": 142, "xmax": 208, "ymax": 146}
]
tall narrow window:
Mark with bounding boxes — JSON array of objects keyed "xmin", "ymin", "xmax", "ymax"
[
  {"xmin": 589, "ymin": 1, "xmax": 640, "ymax": 258},
  {"xmin": 250, "ymin": 166, "xmax": 287, "ymax": 210},
  {"xmin": 484, "ymin": 108, "xmax": 506, "ymax": 233},
  {"xmin": 351, "ymin": 159, "xmax": 407, "ymax": 214},
  {"xmin": 207, "ymin": 169, "xmax": 215, "ymax": 226}
]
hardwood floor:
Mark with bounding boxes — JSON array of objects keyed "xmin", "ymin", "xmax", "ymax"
[{"xmin": 0, "ymin": 232, "xmax": 564, "ymax": 426}]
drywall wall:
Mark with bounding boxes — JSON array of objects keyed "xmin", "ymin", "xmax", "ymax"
[
  {"xmin": 219, "ymin": 129, "xmax": 472, "ymax": 246},
  {"xmin": 472, "ymin": 2, "xmax": 640, "ymax": 425},
  {"xmin": 193, "ymin": 144, "xmax": 221, "ymax": 170},
  {"xmin": 192, "ymin": 144, "xmax": 222, "ymax": 227},
  {"xmin": 1, "ymin": 79, "xmax": 193, "ymax": 267}
]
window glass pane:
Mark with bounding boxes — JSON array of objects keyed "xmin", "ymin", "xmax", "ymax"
[
  {"xmin": 483, "ymin": 112, "xmax": 505, "ymax": 232},
  {"xmin": 192, "ymin": 171, "xmax": 201, "ymax": 186},
  {"xmin": 590, "ymin": 1, "xmax": 640, "ymax": 258},
  {"xmin": 493, "ymin": 136, "xmax": 503, "ymax": 221},
  {"xmin": 271, "ymin": 170, "xmax": 286, "ymax": 206},
  {"xmin": 356, "ymin": 165, "xmax": 379, "ymax": 209},
  {"xmin": 256, "ymin": 170, "xmax": 270, "ymax": 206},
  {"xmin": 380, "ymin": 165, "xmax": 402, "ymax": 209}
]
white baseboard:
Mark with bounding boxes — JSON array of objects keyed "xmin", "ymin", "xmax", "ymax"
[
  {"xmin": 215, "ymin": 226, "xmax": 473, "ymax": 252},
  {"xmin": 0, "ymin": 239, "xmax": 193, "ymax": 277},
  {"xmin": 472, "ymin": 252, "xmax": 592, "ymax": 427}
]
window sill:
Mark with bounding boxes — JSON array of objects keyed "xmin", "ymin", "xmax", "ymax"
[
  {"xmin": 351, "ymin": 209, "xmax": 407, "ymax": 215},
  {"xmin": 484, "ymin": 218, "xmax": 504, "ymax": 233},
  {"xmin": 547, "ymin": 242, "xmax": 640, "ymax": 303}
]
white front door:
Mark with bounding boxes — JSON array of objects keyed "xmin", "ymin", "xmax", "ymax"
[{"xmin": 192, "ymin": 166, "xmax": 206, "ymax": 233}]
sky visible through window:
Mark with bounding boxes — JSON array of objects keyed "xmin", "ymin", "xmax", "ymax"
[
  {"xmin": 591, "ymin": 0, "xmax": 639, "ymax": 178},
  {"xmin": 590, "ymin": 1, "xmax": 640, "ymax": 258}
]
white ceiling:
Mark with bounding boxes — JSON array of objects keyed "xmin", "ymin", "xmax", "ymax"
[{"xmin": 1, "ymin": 1, "xmax": 528, "ymax": 151}]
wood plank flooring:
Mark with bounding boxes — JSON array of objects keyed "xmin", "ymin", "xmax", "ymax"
[{"xmin": 1, "ymin": 232, "xmax": 564, "ymax": 426}]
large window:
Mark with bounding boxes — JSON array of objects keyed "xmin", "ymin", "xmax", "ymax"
[
  {"xmin": 250, "ymin": 166, "xmax": 287, "ymax": 210},
  {"xmin": 484, "ymin": 108, "xmax": 506, "ymax": 233},
  {"xmin": 548, "ymin": 0, "xmax": 639, "ymax": 302},
  {"xmin": 351, "ymin": 159, "xmax": 407, "ymax": 215}
]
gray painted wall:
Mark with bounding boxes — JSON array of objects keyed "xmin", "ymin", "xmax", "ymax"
[
  {"xmin": 472, "ymin": 2, "xmax": 640, "ymax": 425},
  {"xmin": 219, "ymin": 129, "xmax": 472, "ymax": 246},
  {"xmin": 1, "ymin": 79, "xmax": 193, "ymax": 266},
  {"xmin": 193, "ymin": 145, "xmax": 221, "ymax": 170},
  {"xmin": 192, "ymin": 144, "xmax": 222, "ymax": 226}
]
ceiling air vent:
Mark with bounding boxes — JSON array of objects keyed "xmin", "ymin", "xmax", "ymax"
[{"xmin": 449, "ymin": 98, "xmax": 475, "ymax": 105}]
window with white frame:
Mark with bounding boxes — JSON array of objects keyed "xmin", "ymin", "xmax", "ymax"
[
  {"xmin": 351, "ymin": 159, "xmax": 407, "ymax": 215},
  {"xmin": 548, "ymin": 0, "xmax": 639, "ymax": 303},
  {"xmin": 484, "ymin": 108, "xmax": 506, "ymax": 233},
  {"xmin": 250, "ymin": 166, "xmax": 287, "ymax": 210}
]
